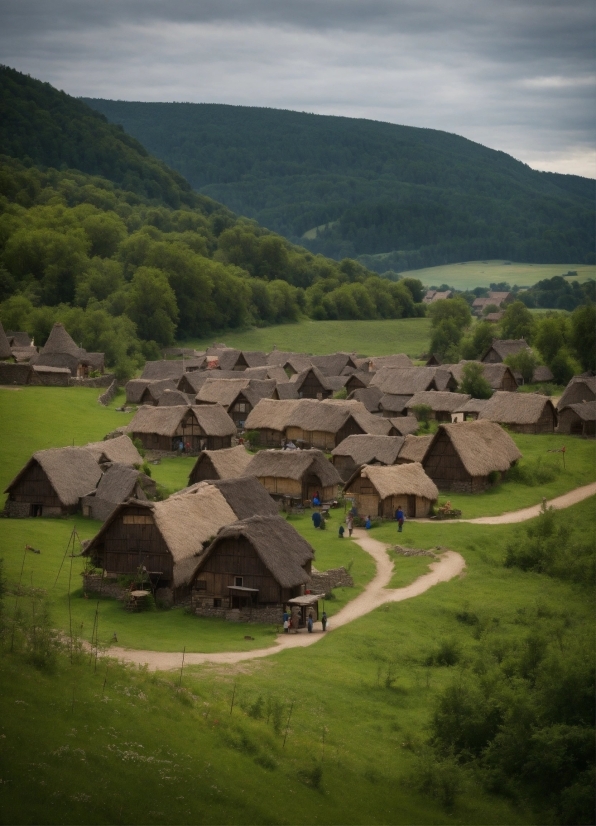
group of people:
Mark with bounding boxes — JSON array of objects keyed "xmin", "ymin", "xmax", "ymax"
[
  {"xmin": 283, "ymin": 609, "xmax": 327, "ymax": 633},
  {"xmin": 338, "ymin": 506, "xmax": 405, "ymax": 535}
]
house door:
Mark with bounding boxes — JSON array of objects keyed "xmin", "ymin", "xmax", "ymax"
[
  {"xmin": 407, "ymin": 495, "xmax": 416, "ymax": 518},
  {"xmin": 31, "ymin": 503, "xmax": 43, "ymax": 517}
]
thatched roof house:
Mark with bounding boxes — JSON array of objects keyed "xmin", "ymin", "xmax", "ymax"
[
  {"xmin": 379, "ymin": 393, "xmax": 411, "ymax": 417},
  {"xmin": 346, "ymin": 386, "xmax": 383, "ymax": 413},
  {"xmin": 481, "ymin": 339, "xmax": 531, "ymax": 364},
  {"xmin": 397, "ymin": 434, "xmax": 434, "ymax": 464},
  {"xmin": 208, "ymin": 348, "xmax": 268, "ymax": 371},
  {"xmin": 406, "ymin": 391, "xmax": 472, "ymax": 422},
  {"xmin": 245, "ymin": 448, "xmax": 341, "ymax": 502},
  {"xmin": 345, "ymin": 371, "xmax": 375, "ymax": 393},
  {"xmin": 290, "ymin": 365, "xmax": 334, "ymax": 399},
  {"xmin": 273, "ymin": 382, "xmax": 300, "ymax": 400},
  {"xmin": 452, "ymin": 397, "xmax": 488, "ymax": 421},
  {"xmin": 140, "ymin": 360, "xmax": 186, "ymax": 381},
  {"xmin": 557, "ymin": 400, "xmax": 596, "ymax": 437},
  {"xmin": 158, "ymin": 389, "xmax": 193, "ymax": 407},
  {"xmin": 478, "ymin": 391, "xmax": 557, "ymax": 433},
  {"xmin": 371, "ymin": 366, "xmax": 457, "ymax": 396},
  {"xmin": 196, "ymin": 378, "xmax": 276, "ymax": 428},
  {"xmin": 127, "ymin": 404, "xmax": 236, "ymax": 452},
  {"xmin": 81, "ymin": 463, "xmax": 155, "ymax": 521},
  {"xmin": 331, "ymin": 434, "xmax": 405, "ymax": 481},
  {"xmin": 191, "ymin": 515, "xmax": 314, "ymax": 613},
  {"xmin": 33, "ymin": 323, "xmax": 104, "ymax": 377},
  {"xmin": 209, "ymin": 476, "xmax": 280, "ymax": 520},
  {"xmin": 344, "ymin": 462, "xmax": 439, "ymax": 518},
  {"xmin": 188, "ymin": 445, "xmax": 253, "ymax": 485},
  {"xmin": 446, "ymin": 361, "xmax": 518, "ymax": 392},
  {"xmin": 125, "ymin": 378, "xmax": 178, "ymax": 405},
  {"xmin": 557, "ymin": 376, "xmax": 596, "ymax": 410},
  {"xmin": 356, "ymin": 354, "xmax": 413, "ymax": 372},
  {"xmin": 4, "ymin": 447, "xmax": 102, "ymax": 517},
  {"xmin": 423, "ymin": 420, "xmax": 522, "ymax": 493},
  {"xmin": 388, "ymin": 416, "xmax": 420, "ymax": 437},
  {"xmin": 310, "ymin": 353, "xmax": 358, "ymax": 376},
  {"xmin": 83, "ymin": 434, "xmax": 143, "ymax": 467}
]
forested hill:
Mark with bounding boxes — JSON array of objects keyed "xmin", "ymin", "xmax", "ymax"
[
  {"xmin": 0, "ymin": 65, "xmax": 216, "ymax": 210},
  {"xmin": 81, "ymin": 99, "xmax": 595, "ymax": 271}
]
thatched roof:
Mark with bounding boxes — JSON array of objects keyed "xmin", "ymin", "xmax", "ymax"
[
  {"xmin": 356, "ymin": 354, "xmax": 413, "ymax": 371},
  {"xmin": 371, "ymin": 366, "xmax": 455, "ymax": 395},
  {"xmin": 557, "ymin": 376, "xmax": 596, "ymax": 409},
  {"xmin": 267, "ymin": 350, "xmax": 310, "ymax": 368},
  {"xmin": 127, "ymin": 404, "xmax": 235, "ymax": 437},
  {"xmin": 478, "ymin": 391, "xmax": 556, "ymax": 425},
  {"xmin": 208, "ymin": 349, "xmax": 268, "ymax": 371},
  {"xmin": 406, "ymin": 391, "xmax": 471, "ymax": 413},
  {"xmin": 398, "ymin": 434, "xmax": 434, "ymax": 463},
  {"xmin": 332, "ymin": 435, "xmax": 405, "ymax": 466},
  {"xmin": 0, "ymin": 321, "xmax": 13, "ymax": 360},
  {"xmin": 140, "ymin": 360, "xmax": 186, "ymax": 381},
  {"xmin": 456, "ymin": 398, "xmax": 489, "ymax": 414},
  {"xmin": 41, "ymin": 323, "xmax": 81, "ymax": 357},
  {"xmin": 346, "ymin": 386, "xmax": 383, "ymax": 412},
  {"xmin": 290, "ymin": 365, "xmax": 334, "ymax": 392},
  {"xmin": 189, "ymin": 445, "xmax": 253, "ymax": 481},
  {"xmin": 481, "ymin": 339, "xmax": 531, "ymax": 362},
  {"xmin": 532, "ymin": 365, "xmax": 554, "ymax": 383},
  {"xmin": 158, "ymin": 389, "xmax": 193, "ymax": 406},
  {"xmin": 265, "ymin": 366, "xmax": 291, "ymax": 383},
  {"xmin": 32, "ymin": 352, "xmax": 80, "ymax": 372},
  {"xmin": 5, "ymin": 447, "xmax": 102, "ymax": 506},
  {"xmin": 209, "ymin": 476, "xmax": 280, "ymax": 519},
  {"xmin": 274, "ymin": 382, "xmax": 300, "ymax": 400},
  {"xmin": 245, "ymin": 399, "xmax": 302, "ymax": 432},
  {"xmin": 345, "ymin": 462, "xmax": 438, "ymax": 502},
  {"xmin": 346, "ymin": 370, "xmax": 375, "ymax": 388},
  {"xmin": 91, "ymin": 463, "xmax": 151, "ymax": 504},
  {"xmin": 7, "ymin": 331, "xmax": 32, "ymax": 348},
  {"xmin": 379, "ymin": 394, "xmax": 411, "ymax": 414},
  {"xmin": 11, "ymin": 346, "xmax": 36, "ymax": 363},
  {"xmin": 245, "ymin": 449, "xmax": 341, "ymax": 487},
  {"xmin": 197, "ymin": 515, "xmax": 313, "ymax": 588},
  {"xmin": 83, "ymin": 434, "xmax": 143, "ymax": 466},
  {"xmin": 310, "ymin": 353, "xmax": 358, "ymax": 376},
  {"xmin": 245, "ymin": 397, "xmax": 390, "ymax": 436},
  {"xmin": 388, "ymin": 417, "xmax": 420, "ymax": 436},
  {"xmin": 560, "ymin": 400, "xmax": 596, "ymax": 421},
  {"xmin": 426, "ymin": 420, "xmax": 522, "ymax": 476},
  {"xmin": 196, "ymin": 377, "xmax": 276, "ymax": 409},
  {"xmin": 445, "ymin": 361, "xmax": 517, "ymax": 390}
]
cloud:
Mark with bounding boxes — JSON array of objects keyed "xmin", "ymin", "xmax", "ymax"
[{"xmin": 1, "ymin": 0, "xmax": 594, "ymax": 177}]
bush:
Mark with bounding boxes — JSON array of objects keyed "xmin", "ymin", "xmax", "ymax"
[
  {"xmin": 506, "ymin": 457, "xmax": 559, "ymax": 486},
  {"xmin": 425, "ymin": 638, "xmax": 461, "ymax": 667}
]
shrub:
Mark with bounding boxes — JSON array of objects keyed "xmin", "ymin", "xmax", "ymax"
[
  {"xmin": 506, "ymin": 457, "xmax": 559, "ymax": 486},
  {"xmin": 425, "ymin": 639, "xmax": 461, "ymax": 667}
]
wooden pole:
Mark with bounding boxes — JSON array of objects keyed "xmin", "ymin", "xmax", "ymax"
[
  {"xmin": 283, "ymin": 700, "xmax": 295, "ymax": 749},
  {"xmin": 178, "ymin": 646, "xmax": 186, "ymax": 687},
  {"xmin": 67, "ymin": 541, "xmax": 74, "ymax": 663},
  {"xmin": 230, "ymin": 682, "xmax": 237, "ymax": 715}
]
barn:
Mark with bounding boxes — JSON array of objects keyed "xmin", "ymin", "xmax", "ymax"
[
  {"xmin": 344, "ymin": 462, "xmax": 438, "ymax": 518},
  {"xmin": 422, "ymin": 420, "xmax": 522, "ymax": 493},
  {"xmin": 245, "ymin": 449, "xmax": 341, "ymax": 503},
  {"xmin": 478, "ymin": 392, "xmax": 557, "ymax": 434},
  {"xmin": 191, "ymin": 515, "xmax": 314, "ymax": 618},
  {"xmin": 188, "ymin": 445, "xmax": 253, "ymax": 485},
  {"xmin": 331, "ymin": 435, "xmax": 405, "ymax": 482},
  {"xmin": 557, "ymin": 401, "xmax": 596, "ymax": 437},
  {"xmin": 127, "ymin": 404, "xmax": 236, "ymax": 453},
  {"xmin": 4, "ymin": 447, "xmax": 102, "ymax": 517}
]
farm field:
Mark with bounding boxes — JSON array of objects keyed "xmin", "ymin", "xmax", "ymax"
[
  {"xmin": 183, "ymin": 317, "xmax": 431, "ymax": 358},
  {"xmin": 396, "ymin": 260, "xmax": 595, "ymax": 290},
  {"xmin": 1, "ymin": 496, "xmax": 593, "ymax": 824}
]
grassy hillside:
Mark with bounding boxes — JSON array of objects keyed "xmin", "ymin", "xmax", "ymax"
[
  {"xmin": 394, "ymin": 260, "xmax": 596, "ymax": 291},
  {"xmin": 82, "ymin": 99, "xmax": 595, "ymax": 268}
]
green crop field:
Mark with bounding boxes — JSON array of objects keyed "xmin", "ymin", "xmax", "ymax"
[
  {"xmin": 397, "ymin": 260, "xmax": 596, "ymax": 290},
  {"xmin": 183, "ymin": 317, "xmax": 432, "ymax": 359}
]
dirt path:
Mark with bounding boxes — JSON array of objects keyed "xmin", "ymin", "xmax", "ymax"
[
  {"xmin": 108, "ymin": 531, "xmax": 465, "ymax": 671},
  {"xmin": 104, "ymin": 481, "xmax": 595, "ymax": 671}
]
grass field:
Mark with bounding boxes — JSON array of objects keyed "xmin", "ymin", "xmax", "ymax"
[
  {"xmin": 397, "ymin": 260, "xmax": 596, "ymax": 290},
  {"xmin": 182, "ymin": 317, "xmax": 431, "ymax": 358}
]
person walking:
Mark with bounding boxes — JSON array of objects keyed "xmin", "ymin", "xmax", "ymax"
[
  {"xmin": 312, "ymin": 510, "xmax": 322, "ymax": 529},
  {"xmin": 346, "ymin": 513, "xmax": 354, "ymax": 537},
  {"xmin": 321, "ymin": 611, "xmax": 327, "ymax": 632},
  {"xmin": 307, "ymin": 614, "xmax": 314, "ymax": 633},
  {"xmin": 395, "ymin": 506, "xmax": 405, "ymax": 533}
]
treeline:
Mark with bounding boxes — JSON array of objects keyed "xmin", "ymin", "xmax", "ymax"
[
  {"xmin": 82, "ymin": 98, "xmax": 595, "ymax": 268},
  {"xmin": 0, "ymin": 157, "xmax": 423, "ymax": 378},
  {"xmin": 518, "ymin": 274, "xmax": 595, "ymax": 311}
]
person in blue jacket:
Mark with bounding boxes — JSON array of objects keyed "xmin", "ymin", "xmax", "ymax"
[
  {"xmin": 395, "ymin": 506, "xmax": 405, "ymax": 532},
  {"xmin": 312, "ymin": 510, "xmax": 322, "ymax": 529},
  {"xmin": 364, "ymin": 515, "xmax": 372, "ymax": 530}
]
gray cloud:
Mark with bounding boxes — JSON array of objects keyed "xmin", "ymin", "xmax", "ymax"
[{"xmin": 1, "ymin": 0, "xmax": 594, "ymax": 176}]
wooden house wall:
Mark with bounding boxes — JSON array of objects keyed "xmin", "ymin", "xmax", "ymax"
[
  {"xmin": 499, "ymin": 372, "xmax": 518, "ymax": 392},
  {"xmin": 285, "ymin": 426, "xmax": 336, "ymax": 450},
  {"xmin": 345, "ymin": 474, "xmax": 380, "ymax": 517},
  {"xmin": 297, "ymin": 373, "xmax": 332, "ymax": 399},
  {"xmin": 336, "ymin": 418, "xmax": 366, "ymax": 445},
  {"xmin": 482, "ymin": 348, "xmax": 503, "ymax": 364},
  {"xmin": 257, "ymin": 475, "xmax": 302, "ymax": 498},
  {"xmin": 90, "ymin": 506, "xmax": 174, "ymax": 583},
  {"xmin": 193, "ymin": 535, "xmax": 297, "ymax": 604},
  {"xmin": 189, "ymin": 456, "xmax": 218, "ymax": 484},
  {"xmin": 255, "ymin": 428, "xmax": 284, "ymax": 447},
  {"xmin": 7, "ymin": 461, "xmax": 65, "ymax": 514},
  {"xmin": 229, "ymin": 395, "xmax": 252, "ymax": 428},
  {"xmin": 379, "ymin": 494, "xmax": 433, "ymax": 518},
  {"xmin": 557, "ymin": 409, "xmax": 595, "ymax": 437},
  {"xmin": 423, "ymin": 431, "xmax": 478, "ymax": 492}
]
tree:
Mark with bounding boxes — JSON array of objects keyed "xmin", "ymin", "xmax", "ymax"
[
  {"xmin": 125, "ymin": 266, "xmax": 178, "ymax": 346},
  {"xmin": 410, "ymin": 404, "xmax": 433, "ymax": 429},
  {"xmin": 549, "ymin": 351, "xmax": 578, "ymax": 386},
  {"xmin": 428, "ymin": 297, "xmax": 472, "ymax": 330},
  {"xmin": 500, "ymin": 301, "xmax": 534, "ymax": 342},
  {"xmin": 460, "ymin": 321, "xmax": 495, "ymax": 360},
  {"xmin": 458, "ymin": 362, "xmax": 492, "ymax": 399},
  {"xmin": 430, "ymin": 319, "xmax": 464, "ymax": 361},
  {"xmin": 400, "ymin": 277, "xmax": 424, "ymax": 303},
  {"xmin": 570, "ymin": 304, "xmax": 596, "ymax": 372},
  {"xmin": 505, "ymin": 350, "xmax": 539, "ymax": 385},
  {"xmin": 533, "ymin": 315, "xmax": 569, "ymax": 366}
]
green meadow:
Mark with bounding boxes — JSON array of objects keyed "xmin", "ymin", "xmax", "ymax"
[
  {"xmin": 0, "ymin": 386, "xmax": 594, "ymax": 824},
  {"xmin": 397, "ymin": 259, "xmax": 596, "ymax": 290}
]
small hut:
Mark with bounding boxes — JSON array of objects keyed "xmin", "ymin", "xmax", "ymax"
[
  {"xmin": 196, "ymin": 378, "xmax": 275, "ymax": 428},
  {"xmin": 310, "ymin": 353, "xmax": 358, "ymax": 376},
  {"xmin": 344, "ymin": 462, "xmax": 438, "ymax": 518},
  {"xmin": 245, "ymin": 449, "xmax": 341, "ymax": 503},
  {"xmin": 557, "ymin": 401, "xmax": 596, "ymax": 437},
  {"xmin": 557, "ymin": 376, "xmax": 596, "ymax": 410},
  {"xmin": 371, "ymin": 366, "xmax": 457, "ymax": 395},
  {"xmin": 188, "ymin": 445, "xmax": 253, "ymax": 484},
  {"xmin": 345, "ymin": 371, "xmax": 375, "ymax": 393},
  {"xmin": 452, "ymin": 397, "xmax": 488, "ymax": 422},
  {"xmin": 125, "ymin": 378, "xmax": 178, "ymax": 405},
  {"xmin": 191, "ymin": 515, "xmax": 314, "ymax": 616},
  {"xmin": 447, "ymin": 361, "xmax": 518, "ymax": 392},
  {"xmin": 127, "ymin": 404, "xmax": 236, "ymax": 452},
  {"xmin": 290, "ymin": 366, "xmax": 334, "ymax": 399},
  {"xmin": 158, "ymin": 389, "xmax": 193, "ymax": 407},
  {"xmin": 80, "ymin": 464, "xmax": 156, "ymax": 521},
  {"xmin": 331, "ymin": 435, "xmax": 405, "ymax": 481},
  {"xmin": 478, "ymin": 391, "xmax": 557, "ymax": 434},
  {"xmin": 140, "ymin": 360, "xmax": 186, "ymax": 381},
  {"xmin": 83, "ymin": 434, "xmax": 143, "ymax": 467},
  {"xmin": 422, "ymin": 420, "xmax": 522, "ymax": 492},
  {"xmin": 406, "ymin": 391, "xmax": 472, "ymax": 422},
  {"xmin": 33, "ymin": 323, "xmax": 104, "ymax": 377},
  {"xmin": 4, "ymin": 447, "xmax": 102, "ymax": 517},
  {"xmin": 387, "ymin": 416, "xmax": 420, "ymax": 437},
  {"xmin": 346, "ymin": 386, "xmax": 383, "ymax": 413},
  {"xmin": 481, "ymin": 339, "xmax": 531, "ymax": 364}
]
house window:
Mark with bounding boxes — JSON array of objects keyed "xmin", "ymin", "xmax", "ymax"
[
  {"xmin": 214, "ymin": 598, "xmax": 222, "ymax": 608},
  {"xmin": 195, "ymin": 580, "xmax": 207, "ymax": 590},
  {"xmin": 236, "ymin": 402, "xmax": 247, "ymax": 413},
  {"xmin": 235, "ymin": 576, "xmax": 243, "ymax": 587}
]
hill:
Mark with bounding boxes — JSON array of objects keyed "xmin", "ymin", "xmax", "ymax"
[{"xmin": 81, "ymin": 99, "xmax": 595, "ymax": 269}]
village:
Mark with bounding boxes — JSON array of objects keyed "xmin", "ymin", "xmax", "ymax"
[{"xmin": 2, "ymin": 317, "xmax": 594, "ymax": 637}]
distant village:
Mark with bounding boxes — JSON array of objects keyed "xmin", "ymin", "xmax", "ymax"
[{"xmin": 1, "ymin": 317, "xmax": 594, "ymax": 628}]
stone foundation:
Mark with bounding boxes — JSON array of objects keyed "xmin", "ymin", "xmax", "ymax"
[
  {"xmin": 98, "ymin": 379, "xmax": 118, "ymax": 406},
  {"xmin": 309, "ymin": 566, "xmax": 354, "ymax": 592},
  {"xmin": 82, "ymin": 573, "xmax": 128, "ymax": 600},
  {"xmin": 194, "ymin": 599, "xmax": 282, "ymax": 624},
  {"xmin": 2, "ymin": 500, "xmax": 31, "ymax": 518}
]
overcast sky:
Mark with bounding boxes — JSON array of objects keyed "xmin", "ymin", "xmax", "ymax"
[{"xmin": 1, "ymin": 0, "xmax": 594, "ymax": 177}]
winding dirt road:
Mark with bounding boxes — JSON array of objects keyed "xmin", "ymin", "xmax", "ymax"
[{"xmin": 106, "ymin": 483, "xmax": 595, "ymax": 671}]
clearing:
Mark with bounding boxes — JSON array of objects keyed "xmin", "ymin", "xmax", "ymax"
[{"xmin": 397, "ymin": 259, "xmax": 595, "ymax": 290}]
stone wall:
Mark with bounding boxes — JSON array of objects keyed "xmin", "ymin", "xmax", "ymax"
[
  {"xmin": 98, "ymin": 379, "xmax": 118, "ymax": 406},
  {"xmin": 308, "ymin": 566, "xmax": 354, "ymax": 592},
  {"xmin": 2, "ymin": 501, "xmax": 31, "ymax": 518},
  {"xmin": 69, "ymin": 373, "xmax": 115, "ymax": 388},
  {"xmin": 82, "ymin": 573, "xmax": 128, "ymax": 600},
  {"xmin": 194, "ymin": 599, "xmax": 283, "ymax": 624}
]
